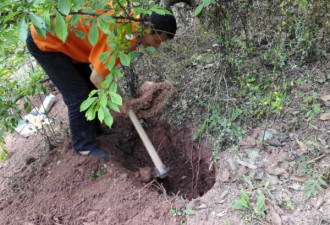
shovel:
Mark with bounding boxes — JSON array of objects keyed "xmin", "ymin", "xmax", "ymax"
[{"xmin": 127, "ymin": 109, "xmax": 169, "ymax": 178}]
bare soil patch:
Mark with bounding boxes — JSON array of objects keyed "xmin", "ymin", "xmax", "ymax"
[{"xmin": 0, "ymin": 86, "xmax": 215, "ymax": 224}]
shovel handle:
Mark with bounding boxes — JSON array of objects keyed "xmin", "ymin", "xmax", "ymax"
[{"xmin": 128, "ymin": 109, "xmax": 168, "ymax": 177}]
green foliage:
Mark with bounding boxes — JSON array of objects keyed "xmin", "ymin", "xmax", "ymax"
[
  {"xmin": 0, "ymin": 0, "xmax": 171, "ymax": 158},
  {"xmin": 280, "ymin": 200, "xmax": 295, "ymax": 211},
  {"xmin": 232, "ymin": 189, "xmax": 250, "ymax": 210},
  {"xmin": 196, "ymin": 103, "xmax": 245, "ymax": 160},
  {"xmin": 233, "ymin": 181, "xmax": 273, "ymax": 218},
  {"xmin": 90, "ymin": 166, "xmax": 107, "ymax": 179},
  {"xmin": 304, "ymin": 173, "xmax": 328, "ymax": 198},
  {"xmin": 170, "ymin": 206, "xmax": 195, "ymax": 217},
  {"xmin": 302, "ymin": 92, "xmax": 322, "ymax": 122},
  {"xmin": 194, "ymin": 0, "xmax": 216, "ymax": 16}
]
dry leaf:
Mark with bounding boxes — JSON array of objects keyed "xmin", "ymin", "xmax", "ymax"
[
  {"xmin": 291, "ymin": 175, "xmax": 308, "ymax": 182},
  {"xmin": 320, "ymin": 95, "xmax": 330, "ymax": 102},
  {"xmin": 320, "ymin": 113, "xmax": 330, "ymax": 120},
  {"xmin": 297, "ymin": 140, "xmax": 308, "ymax": 151}
]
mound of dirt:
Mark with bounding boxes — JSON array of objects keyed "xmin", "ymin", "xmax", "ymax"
[{"xmin": 129, "ymin": 82, "xmax": 173, "ymax": 118}]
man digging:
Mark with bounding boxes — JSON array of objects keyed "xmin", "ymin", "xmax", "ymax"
[{"xmin": 26, "ymin": 9, "xmax": 177, "ymax": 160}]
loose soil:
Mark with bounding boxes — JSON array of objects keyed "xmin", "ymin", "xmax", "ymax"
[{"xmin": 0, "ymin": 83, "xmax": 215, "ymax": 225}]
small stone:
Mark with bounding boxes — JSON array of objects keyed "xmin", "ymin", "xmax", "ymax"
[
  {"xmin": 56, "ymin": 160, "xmax": 61, "ymax": 165},
  {"xmin": 289, "ymin": 183, "xmax": 303, "ymax": 191},
  {"xmin": 182, "ymin": 99, "xmax": 188, "ymax": 111},
  {"xmin": 268, "ymin": 175, "xmax": 280, "ymax": 185},
  {"xmin": 139, "ymin": 167, "xmax": 152, "ymax": 183},
  {"xmin": 227, "ymin": 158, "xmax": 237, "ymax": 172},
  {"xmin": 197, "ymin": 203, "xmax": 207, "ymax": 209},
  {"xmin": 120, "ymin": 173, "xmax": 128, "ymax": 180},
  {"xmin": 266, "ymin": 167, "xmax": 286, "ymax": 176},
  {"xmin": 220, "ymin": 169, "xmax": 230, "ymax": 182}
]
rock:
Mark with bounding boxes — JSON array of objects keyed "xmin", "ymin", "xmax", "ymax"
[
  {"xmin": 197, "ymin": 203, "xmax": 207, "ymax": 209},
  {"xmin": 266, "ymin": 167, "xmax": 286, "ymax": 176},
  {"xmin": 139, "ymin": 167, "xmax": 152, "ymax": 183},
  {"xmin": 268, "ymin": 174, "xmax": 280, "ymax": 185},
  {"xmin": 271, "ymin": 211, "xmax": 282, "ymax": 225},
  {"xmin": 262, "ymin": 129, "xmax": 278, "ymax": 141},
  {"xmin": 239, "ymin": 136, "xmax": 257, "ymax": 148},
  {"xmin": 120, "ymin": 173, "xmax": 128, "ymax": 181},
  {"xmin": 289, "ymin": 183, "xmax": 303, "ymax": 191},
  {"xmin": 227, "ymin": 158, "xmax": 237, "ymax": 172},
  {"xmin": 219, "ymin": 169, "xmax": 230, "ymax": 182}
]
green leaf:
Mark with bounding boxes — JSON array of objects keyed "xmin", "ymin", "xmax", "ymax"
[
  {"xmin": 44, "ymin": 8, "xmax": 51, "ymax": 26},
  {"xmin": 55, "ymin": 11, "xmax": 68, "ymax": 42},
  {"xmin": 109, "ymin": 92, "xmax": 122, "ymax": 105},
  {"xmin": 100, "ymin": 15, "xmax": 115, "ymax": 23},
  {"xmin": 256, "ymin": 194, "xmax": 265, "ymax": 211},
  {"xmin": 109, "ymin": 82, "xmax": 117, "ymax": 93},
  {"xmin": 99, "ymin": 51, "xmax": 110, "ymax": 64},
  {"xmin": 85, "ymin": 104, "xmax": 97, "ymax": 120},
  {"xmin": 232, "ymin": 202, "xmax": 245, "ymax": 210},
  {"xmin": 194, "ymin": 4, "xmax": 204, "ymax": 16},
  {"xmin": 74, "ymin": 30, "xmax": 85, "ymax": 39},
  {"xmin": 104, "ymin": 73, "xmax": 114, "ymax": 87},
  {"xmin": 104, "ymin": 109, "xmax": 114, "ymax": 127},
  {"xmin": 100, "ymin": 94, "xmax": 107, "ymax": 107},
  {"xmin": 0, "ymin": 148, "xmax": 8, "ymax": 162},
  {"xmin": 18, "ymin": 18, "xmax": 28, "ymax": 42},
  {"xmin": 88, "ymin": 90, "xmax": 98, "ymax": 97},
  {"xmin": 58, "ymin": 0, "xmax": 71, "ymax": 15},
  {"xmin": 88, "ymin": 21, "xmax": 99, "ymax": 46},
  {"xmin": 4, "ymin": 11, "xmax": 20, "ymax": 23},
  {"xmin": 184, "ymin": 209, "xmax": 195, "ymax": 215},
  {"xmin": 98, "ymin": 17, "xmax": 110, "ymax": 34},
  {"xmin": 150, "ymin": 7, "xmax": 167, "ymax": 15},
  {"xmin": 118, "ymin": 52, "xmax": 130, "ymax": 67},
  {"xmin": 106, "ymin": 53, "xmax": 117, "ymax": 71},
  {"xmin": 98, "ymin": 106, "xmax": 105, "ymax": 122},
  {"xmin": 145, "ymin": 46, "xmax": 156, "ymax": 52},
  {"xmin": 80, "ymin": 97, "xmax": 97, "ymax": 112},
  {"xmin": 29, "ymin": 12, "xmax": 46, "ymax": 29},
  {"xmin": 108, "ymin": 100, "xmax": 120, "ymax": 112},
  {"xmin": 240, "ymin": 190, "xmax": 250, "ymax": 203}
]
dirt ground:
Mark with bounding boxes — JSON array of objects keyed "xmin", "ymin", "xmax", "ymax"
[
  {"xmin": 1, "ymin": 6, "xmax": 330, "ymax": 225},
  {"xmin": 0, "ymin": 84, "xmax": 215, "ymax": 225}
]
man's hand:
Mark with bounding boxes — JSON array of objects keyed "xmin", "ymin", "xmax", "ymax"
[{"xmin": 90, "ymin": 69, "xmax": 105, "ymax": 89}]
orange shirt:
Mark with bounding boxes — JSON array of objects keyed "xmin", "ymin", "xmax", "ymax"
[{"xmin": 31, "ymin": 14, "xmax": 139, "ymax": 77}]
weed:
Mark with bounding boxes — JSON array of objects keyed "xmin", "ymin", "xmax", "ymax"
[
  {"xmin": 280, "ymin": 200, "xmax": 295, "ymax": 211},
  {"xmin": 304, "ymin": 173, "xmax": 328, "ymax": 198},
  {"xmin": 233, "ymin": 180, "xmax": 273, "ymax": 219},
  {"xmin": 196, "ymin": 103, "xmax": 245, "ymax": 160},
  {"xmin": 232, "ymin": 189, "xmax": 250, "ymax": 210},
  {"xmin": 90, "ymin": 166, "xmax": 107, "ymax": 179},
  {"xmin": 170, "ymin": 206, "xmax": 195, "ymax": 217}
]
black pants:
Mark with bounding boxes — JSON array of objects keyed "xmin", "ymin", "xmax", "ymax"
[{"xmin": 26, "ymin": 31, "xmax": 99, "ymax": 152}]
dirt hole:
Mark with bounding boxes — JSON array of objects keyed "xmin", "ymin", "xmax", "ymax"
[{"xmin": 106, "ymin": 116, "xmax": 216, "ymax": 200}]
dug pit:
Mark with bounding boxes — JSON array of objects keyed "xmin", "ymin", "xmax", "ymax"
[{"xmin": 98, "ymin": 115, "xmax": 216, "ymax": 200}]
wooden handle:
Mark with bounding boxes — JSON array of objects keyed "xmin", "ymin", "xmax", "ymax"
[{"xmin": 128, "ymin": 109, "xmax": 168, "ymax": 177}]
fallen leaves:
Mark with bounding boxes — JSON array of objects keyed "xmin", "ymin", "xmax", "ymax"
[
  {"xmin": 320, "ymin": 112, "xmax": 330, "ymax": 121},
  {"xmin": 320, "ymin": 95, "xmax": 330, "ymax": 102},
  {"xmin": 291, "ymin": 175, "xmax": 308, "ymax": 182},
  {"xmin": 296, "ymin": 140, "xmax": 308, "ymax": 153}
]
